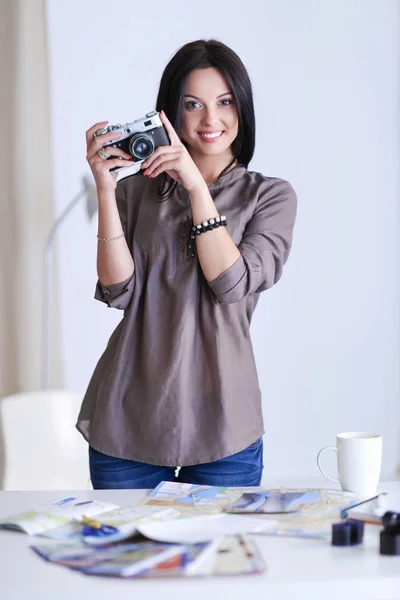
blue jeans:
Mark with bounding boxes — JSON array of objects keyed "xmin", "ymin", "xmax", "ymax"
[{"xmin": 89, "ymin": 439, "xmax": 263, "ymax": 489}]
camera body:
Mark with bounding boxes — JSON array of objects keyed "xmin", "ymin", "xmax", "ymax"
[{"xmin": 94, "ymin": 111, "xmax": 170, "ymax": 174}]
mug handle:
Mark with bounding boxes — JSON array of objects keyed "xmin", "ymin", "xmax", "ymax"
[{"xmin": 316, "ymin": 446, "xmax": 340, "ymax": 484}]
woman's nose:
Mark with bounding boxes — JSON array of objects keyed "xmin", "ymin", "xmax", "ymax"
[{"xmin": 201, "ymin": 106, "xmax": 219, "ymax": 127}]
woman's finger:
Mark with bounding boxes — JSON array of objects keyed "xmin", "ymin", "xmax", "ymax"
[
  {"xmin": 87, "ymin": 142, "xmax": 131, "ymax": 163},
  {"xmin": 86, "ymin": 132, "xmax": 125, "ymax": 159},
  {"xmin": 85, "ymin": 121, "xmax": 109, "ymax": 150},
  {"xmin": 141, "ymin": 145, "xmax": 181, "ymax": 169},
  {"xmin": 159, "ymin": 110, "xmax": 182, "ymax": 145},
  {"xmin": 143, "ymin": 151, "xmax": 181, "ymax": 176},
  {"xmin": 148, "ymin": 159, "xmax": 179, "ymax": 179},
  {"xmin": 91, "ymin": 157, "xmax": 135, "ymax": 171}
]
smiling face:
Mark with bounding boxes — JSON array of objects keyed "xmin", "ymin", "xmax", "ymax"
[{"xmin": 180, "ymin": 67, "xmax": 239, "ymax": 166}]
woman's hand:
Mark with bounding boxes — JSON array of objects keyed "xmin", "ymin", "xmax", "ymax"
[
  {"xmin": 141, "ymin": 111, "xmax": 205, "ymax": 193},
  {"xmin": 85, "ymin": 122, "xmax": 134, "ymax": 193}
]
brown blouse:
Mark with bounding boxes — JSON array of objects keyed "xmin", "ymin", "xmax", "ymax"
[{"xmin": 76, "ymin": 165, "xmax": 297, "ymax": 466}]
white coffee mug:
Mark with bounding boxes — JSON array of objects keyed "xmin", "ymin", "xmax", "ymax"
[{"xmin": 316, "ymin": 432, "xmax": 382, "ymax": 497}]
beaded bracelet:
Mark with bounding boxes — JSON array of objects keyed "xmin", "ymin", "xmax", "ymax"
[
  {"xmin": 191, "ymin": 215, "xmax": 227, "ymax": 236},
  {"xmin": 187, "ymin": 216, "xmax": 227, "ymax": 259}
]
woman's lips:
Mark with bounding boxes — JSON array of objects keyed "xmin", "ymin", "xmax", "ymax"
[{"xmin": 197, "ymin": 131, "xmax": 224, "ymax": 143}]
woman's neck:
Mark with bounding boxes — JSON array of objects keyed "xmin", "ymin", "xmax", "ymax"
[{"xmin": 188, "ymin": 149, "xmax": 237, "ymax": 184}]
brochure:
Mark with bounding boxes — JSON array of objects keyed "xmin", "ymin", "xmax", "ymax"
[
  {"xmin": 140, "ymin": 481, "xmax": 244, "ymax": 513},
  {"xmin": 226, "ymin": 491, "xmax": 304, "ymax": 514},
  {"xmin": 31, "ymin": 534, "xmax": 267, "ymax": 578},
  {"xmin": 31, "ymin": 540, "xmax": 187, "ymax": 576},
  {"xmin": 140, "ymin": 535, "xmax": 267, "ymax": 577},
  {"xmin": 212, "ymin": 535, "xmax": 266, "ymax": 576},
  {"xmin": 0, "ymin": 497, "xmax": 119, "ymax": 535},
  {"xmin": 138, "ymin": 542, "xmax": 216, "ymax": 577}
]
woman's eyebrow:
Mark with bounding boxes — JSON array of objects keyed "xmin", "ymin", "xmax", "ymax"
[{"xmin": 184, "ymin": 92, "xmax": 233, "ymax": 101}]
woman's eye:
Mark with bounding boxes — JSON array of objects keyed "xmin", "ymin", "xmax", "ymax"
[
  {"xmin": 219, "ymin": 99, "xmax": 233, "ymax": 106},
  {"xmin": 185, "ymin": 101, "xmax": 201, "ymax": 110}
]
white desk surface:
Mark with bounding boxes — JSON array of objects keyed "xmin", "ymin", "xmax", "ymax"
[{"xmin": 1, "ymin": 478, "xmax": 399, "ymax": 600}]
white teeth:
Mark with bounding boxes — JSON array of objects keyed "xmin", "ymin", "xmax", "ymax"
[{"xmin": 199, "ymin": 132, "xmax": 222, "ymax": 139}]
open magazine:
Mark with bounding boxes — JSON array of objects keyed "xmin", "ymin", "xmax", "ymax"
[
  {"xmin": 0, "ymin": 497, "xmax": 119, "ymax": 536},
  {"xmin": 0, "ymin": 497, "xmax": 189, "ymax": 544}
]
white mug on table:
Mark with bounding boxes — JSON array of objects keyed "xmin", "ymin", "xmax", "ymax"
[{"xmin": 316, "ymin": 432, "xmax": 382, "ymax": 497}]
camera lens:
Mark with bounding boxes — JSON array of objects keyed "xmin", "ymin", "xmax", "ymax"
[{"xmin": 129, "ymin": 134, "xmax": 154, "ymax": 160}]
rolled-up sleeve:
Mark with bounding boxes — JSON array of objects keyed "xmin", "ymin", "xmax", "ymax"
[
  {"xmin": 95, "ymin": 273, "xmax": 135, "ymax": 309},
  {"xmin": 209, "ymin": 179, "xmax": 297, "ymax": 304}
]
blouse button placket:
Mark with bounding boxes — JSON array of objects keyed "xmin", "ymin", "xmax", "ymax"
[{"xmin": 181, "ymin": 213, "xmax": 196, "ymax": 259}]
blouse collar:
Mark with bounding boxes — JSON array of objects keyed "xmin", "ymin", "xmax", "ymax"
[
  {"xmin": 207, "ymin": 164, "xmax": 247, "ymax": 190},
  {"xmin": 176, "ymin": 164, "xmax": 247, "ymax": 193}
]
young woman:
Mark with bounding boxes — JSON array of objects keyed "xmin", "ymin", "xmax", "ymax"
[{"xmin": 77, "ymin": 39, "xmax": 297, "ymax": 489}]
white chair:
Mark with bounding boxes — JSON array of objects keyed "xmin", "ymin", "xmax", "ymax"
[{"xmin": 0, "ymin": 389, "xmax": 91, "ymax": 490}]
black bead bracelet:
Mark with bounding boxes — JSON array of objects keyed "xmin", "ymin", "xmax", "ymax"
[
  {"xmin": 193, "ymin": 215, "xmax": 227, "ymax": 235},
  {"xmin": 187, "ymin": 216, "xmax": 227, "ymax": 259}
]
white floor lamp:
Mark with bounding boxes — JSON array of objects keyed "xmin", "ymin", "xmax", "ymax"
[{"xmin": 41, "ymin": 175, "xmax": 97, "ymax": 389}]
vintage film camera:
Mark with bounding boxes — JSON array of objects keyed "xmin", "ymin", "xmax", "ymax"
[{"xmin": 94, "ymin": 111, "xmax": 170, "ymax": 174}]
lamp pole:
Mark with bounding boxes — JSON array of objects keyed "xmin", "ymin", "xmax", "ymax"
[{"xmin": 41, "ymin": 177, "xmax": 97, "ymax": 389}]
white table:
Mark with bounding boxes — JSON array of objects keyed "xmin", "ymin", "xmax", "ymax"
[{"xmin": 1, "ymin": 479, "xmax": 399, "ymax": 600}]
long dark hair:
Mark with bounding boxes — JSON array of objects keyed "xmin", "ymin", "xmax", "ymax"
[{"xmin": 155, "ymin": 39, "xmax": 256, "ymax": 199}]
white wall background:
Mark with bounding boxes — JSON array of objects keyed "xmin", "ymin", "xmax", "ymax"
[{"xmin": 45, "ymin": 0, "xmax": 400, "ymax": 479}]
